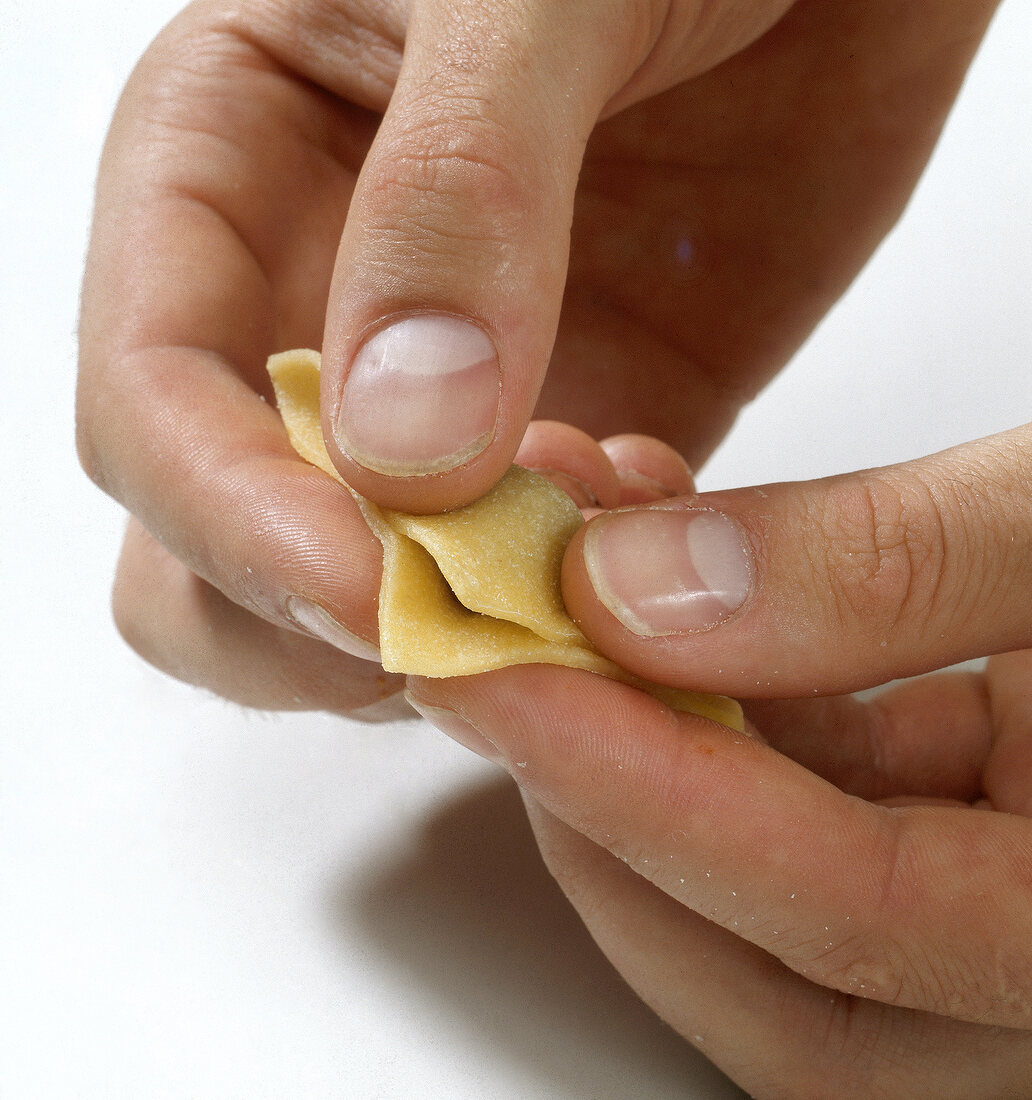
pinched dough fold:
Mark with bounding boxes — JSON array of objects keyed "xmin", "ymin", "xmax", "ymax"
[{"xmin": 268, "ymin": 349, "xmax": 743, "ymax": 731}]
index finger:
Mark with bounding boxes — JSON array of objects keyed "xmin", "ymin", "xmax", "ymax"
[
  {"xmin": 408, "ymin": 665, "xmax": 1032, "ymax": 1028},
  {"xmin": 76, "ymin": 11, "xmax": 384, "ymax": 651}
]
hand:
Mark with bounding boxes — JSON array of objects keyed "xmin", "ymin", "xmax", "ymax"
[
  {"xmin": 317, "ymin": 0, "xmax": 1001, "ymax": 512},
  {"xmin": 407, "ymin": 432, "xmax": 1032, "ymax": 1095},
  {"xmin": 76, "ymin": 0, "xmax": 1001, "ymax": 705},
  {"xmin": 410, "ymin": 653, "xmax": 1032, "ymax": 1095},
  {"xmin": 75, "ymin": 0, "xmax": 705, "ymax": 707}
]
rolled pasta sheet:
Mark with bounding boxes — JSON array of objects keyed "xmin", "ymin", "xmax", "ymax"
[{"xmin": 268, "ymin": 349, "xmax": 743, "ymax": 731}]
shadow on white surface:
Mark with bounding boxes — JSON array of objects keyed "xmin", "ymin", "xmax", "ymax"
[{"xmin": 339, "ymin": 776, "xmax": 746, "ymax": 1099}]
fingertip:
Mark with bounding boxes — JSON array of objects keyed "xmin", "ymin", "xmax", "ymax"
[
  {"xmin": 326, "ymin": 423, "xmax": 520, "ymax": 514},
  {"xmin": 600, "ymin": 434, "xmax": 696, "ymax": 504},
  {"xmin": 516, "ymin": 420, "xmax": 622, "ymax": 509}
]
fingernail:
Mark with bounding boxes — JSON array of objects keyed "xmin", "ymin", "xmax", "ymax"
[
  {"xmin": 405, "ymin": 695, "xmax": 506, "ymax": 767},
  {"xmin": 335, "ymin": 313, "xmax": 500, "ymax": 476},
  {"xmin": 285, "ymin": 596, "xmax": 382, "ymax": 662},
  {"xmin": 584, "ymin": 508, "xmax": 752, "ymax": 635}
]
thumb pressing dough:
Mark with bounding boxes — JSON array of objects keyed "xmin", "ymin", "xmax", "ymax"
[{"xmin": 268, "ymin": 349, "xmax": 743, "ymax": 732}]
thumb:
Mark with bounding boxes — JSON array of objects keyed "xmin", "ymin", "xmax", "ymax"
[
  {"xmin": 320, "ymin": 0, "xmax": 647, "ymax": 513},
  {"xmin": 561, "ymin": 426, "xmax": 1032, "ymax": 696}
]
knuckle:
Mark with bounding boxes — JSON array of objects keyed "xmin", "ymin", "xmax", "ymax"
[
  {"xmin": 110, "ymin": 525, "xmax": 189, "ymax": 677},
  {"xmin": 531, "ymin": 822, "xmax": 571, "ymax": 887},
  {"xmin": 784, "ymin": 1002, "xmax": 898, "ymax": 1100},
  {"xmin": 986, "ymin": 949, "xmax": 1032, "ymax": 1025},
  {"xmin": 933, "ymin": 444, "xmax": 1032, "ymax": 633},
  {"xmin": 75, "ymin": 392, "xmax": 112, "ymax": 494},
  {"xmin": 110, "ymin": 573, "xmax": 149, "ymax": 663},
  {"xmin": 785, "ymin": 820, "xmax": 917, "ymax": 1003},
  {"xmin": 793, "ymin": 925, "xmax": 909, "ymax": 1009},
  {"xmin": 364, "ymin": 111, "xmax": 535, "ymax": 248},
  {"xmin": 76, "ymin": 347, "xmax": 155, "ymax": 503},
  {"xmin": 531, "ymin": 812, "xmax": 586, "ymax": 891},
  {"xmin": 815, "ymin": 935, "xmax": 925, "ymax": 1014},
  {"xmin": 530, "ymin": 815, "xmax": 620, "ymax": 920},
  {"xmin": 810, "ymin": 473, "xmax": 951, "ymax": 640},
  {"xmin": 794, "ymin": 817, "xmax": 1019, "ymax": 1024},
  {"xmin": 817, "ymin": 931, "xmax": 997, "ymax": 1024},
  {"xmin": 75, "ymin": 424, "xmax": 104, "ymax": 491}
]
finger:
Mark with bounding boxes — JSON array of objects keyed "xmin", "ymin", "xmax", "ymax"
[
  {"xmin": 114, "ymin": 521, "xmax": 406, "ymax": 717},
  {"xmin": 76, "ymin": 15, "xmax": 385, "ymax": 654},
  {"xmin": 80, "ymin": 342, "xmax": 385, "ymax": 657},
  {"xmin": 561, "ymin": 429, "xmax": 1032, "ymax": 696},
  {"xmin": 409, "ymin": 664, "xmax": 1032, "ymax": 1027},
  {"xmin": 514, "ymin": 421, "xmax": 621, "ymax": 509},
  {"xmin": 321, "ymin": 0, "xmax": 662, "ymax": 513},
  {"xmin": 744, "ymin": 670, "xmax": 992, "ymax": 803},
  {"xmin": 983, "ymin": 648, "xmax": 1032, "ymax": 816},
  {"xmin": 524, "ymin": 798, "xmax": 1032, "ymax": 1098},
  {"xmin": 600, "ymin": 434, "xmax": 696, "ymax": 505}
]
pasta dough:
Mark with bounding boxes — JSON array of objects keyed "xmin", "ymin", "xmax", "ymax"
[{"xmin": 268, "ymin": 349, "xmax": 743, "ymax": 731}]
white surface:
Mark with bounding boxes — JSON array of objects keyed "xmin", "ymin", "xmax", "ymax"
[{"xmin": 1, "ymin": 2, "xmax": 1029, "ymax": 1097}]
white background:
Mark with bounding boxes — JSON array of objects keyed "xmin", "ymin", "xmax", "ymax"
[{"xmin": 2, "ymin": 2, "xmax": 1029, "ymax": 1097}]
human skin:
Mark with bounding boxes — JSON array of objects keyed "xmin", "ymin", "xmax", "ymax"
[
  {"xmin": 77, "ymin": 0, "xmax": 1016, "ymax": 676},
  {"xmin": 408, "ymin": 431, "xmax": 1032, "ymax": 1094},
  {"xmin": 77, "ymin": 0, "xmax": 1032, "ymax": 1092}
]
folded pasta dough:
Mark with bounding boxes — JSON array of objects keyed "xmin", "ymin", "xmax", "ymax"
[{"xmin": 268, "ymin": 349, "xmax": 743, "ymax": 731}]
